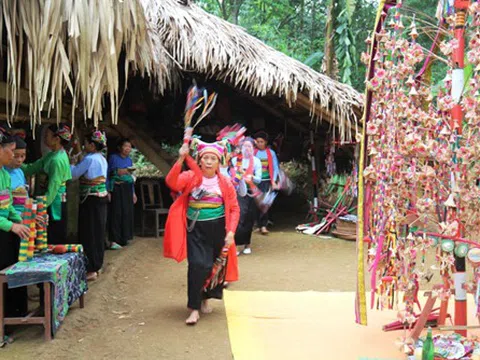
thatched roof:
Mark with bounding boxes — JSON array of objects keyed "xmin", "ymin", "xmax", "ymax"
[
  {"xmin": 0, "ymin": 0, "xmax": 173, "ymax": 128},
  {"xmin": 142, "ymin": 0, "xmax": 362, "ymax": 141}
]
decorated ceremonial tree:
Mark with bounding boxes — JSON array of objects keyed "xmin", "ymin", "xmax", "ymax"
[{"xmin": 356, "ymin": 0, "xmax": 480, "ymax": 352}]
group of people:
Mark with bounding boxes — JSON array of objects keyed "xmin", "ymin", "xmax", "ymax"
[
  {"xmin": 164, "ymin": 127, "xmax": 281, "ymax": 325},
  {"xmin": 0, "ymin": 124, "xmax": 137, "ymax": 320}
]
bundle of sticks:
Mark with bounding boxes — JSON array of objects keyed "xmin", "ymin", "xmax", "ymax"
[
  {"xmin": 183, "ymin": 85, "xmax": 217, "ymax": 143},
  {"xmin": 296, "ymin": 178, "xmax": 356, "ymax": 236}
]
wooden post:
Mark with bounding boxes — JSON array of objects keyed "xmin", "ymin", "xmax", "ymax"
[{"xmin": 44, "ymin": 282, "xmax": 52, "ymax": 341}]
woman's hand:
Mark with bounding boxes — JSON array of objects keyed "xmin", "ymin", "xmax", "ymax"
[
  {"xmin": 184, "ymin": 127, "xmax": 193, "ymax": 141},
  {"xmin": 11, "ymin": 223, "xmax": 30, "ymax": 239},
  {"xmin": 244, "ymin": 174, "xmax": 253, "ymax": 183},
  {"xmin": 178, "ymin": 143, "xmax": 189, "ymax": 160},
  {"xmin": 35, "ymin": 214, "xmax": 48, "ymax": 224},
  {"xmin": 133, "ymin": 193, "xmax": 138, "ymax": 204},
  {"xmin": 225, "ymin": 231, "xmax": 235, "ymax": 247},
  {"xmin": 117, "ymin": 168, "xmax": 129, "ymax": 176}
]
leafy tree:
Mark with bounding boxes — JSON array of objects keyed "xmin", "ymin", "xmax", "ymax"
[{"xmin": 196, "ymin": 0, "xmax": 440, "ymax": 92}]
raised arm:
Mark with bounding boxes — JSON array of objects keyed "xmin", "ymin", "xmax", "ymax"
[
  {"xmin": 165, "ymin": 144, "xmax": 202, "ymax": 193},
  {"xmin": 70, "ymin": 156, "xmax": 93, "ymax": 180},
  {"xmin": 21, "ymin": 156, "xmax": 45, "ymax": 176}
]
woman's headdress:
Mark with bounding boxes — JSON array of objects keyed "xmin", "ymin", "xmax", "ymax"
[
  {"xmin": 50, "ymin": 123, "xmax": 72, "ymax": 142},
  {"xmin": 190, "ymin": 138, "xmax": 228, "ymax": 166},
  {"xmin": 91, "ymin": 130, "xmax": 107, "ymax": 148},
  {"xmin": 0, "ymin": 127, "xmax": 14, "ymax": 145}
]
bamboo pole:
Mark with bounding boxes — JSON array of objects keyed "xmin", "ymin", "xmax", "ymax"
[{"xmin": 355, "ymin": 0, "xmax": 395, "ymax": 326}]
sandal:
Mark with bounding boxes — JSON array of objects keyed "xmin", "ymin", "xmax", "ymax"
[{"xmin": 109, "ymin": 242, "xmax": 122, "ymax": 250}]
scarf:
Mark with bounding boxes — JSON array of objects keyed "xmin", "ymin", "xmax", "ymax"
[{"xmin": 254, "ymin": 147, "xmax": 275, "ymax": 185}]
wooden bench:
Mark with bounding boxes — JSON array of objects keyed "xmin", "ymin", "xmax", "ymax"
[{"xmin": 0, "ymin": 266, "xmax": 84, "ymax": 341}]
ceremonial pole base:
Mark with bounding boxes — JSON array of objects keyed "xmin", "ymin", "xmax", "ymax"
[{"xmin": 454, "ymin": 271, "xmax": 467, "ymax": 337}]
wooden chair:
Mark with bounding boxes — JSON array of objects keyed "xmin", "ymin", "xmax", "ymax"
[{"xmin": 139, "ymin": 179, "xmax": 169, "ymax": 238}]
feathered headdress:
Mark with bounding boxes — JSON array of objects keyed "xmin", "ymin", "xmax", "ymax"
[{"xmin": 216, "ymin": 124, "xmax": 246, "ymax": 146}]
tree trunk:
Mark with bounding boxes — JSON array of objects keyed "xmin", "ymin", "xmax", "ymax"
[
  {"xmin": 323, "ymin": 0, "xmax": 337, "ymax": 78},
  {"xmin": 310, "ymin": 0, "xmax": 316, "ymax": 51},
  {"xmin": 230, "ymin": 0, "xmax": 244, "ymax": 25},
  {"xmin": 300, "ymin": 0, "xmax": 305, "ymax": 32}
]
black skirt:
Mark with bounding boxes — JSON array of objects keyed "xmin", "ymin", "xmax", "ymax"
[
  {"xmin": 108, "ymin": 183, "xmax": 134, "ymax": 246},
  {"xmin": 257, "ymin": 180, "xmax": 272, "ymax": 227},
  {"xmin": 187, "ymin": 217, "xmax": 226, "ymax": 310},
  {"xmin": 235, "ymin": 194, "xmax": 256, "ymax": 246},
  {"xmin": 0, "ymin": 229, "xmax": 27, "ymax": 317},
  {"xmin": 78, "ymin": 196, "xmax": 108, "ymax": 272},
  {"xmin": 47, "ymin": 202, "xmax": 68, "ymax": 245}
]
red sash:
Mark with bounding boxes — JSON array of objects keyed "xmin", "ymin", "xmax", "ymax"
[
  {"xmin": 254, "ymin": 148, "xmax": 274, "ymax": 185},
  {"xmin": 230, "ymin": 154, "xmax": 254, "ymax": 179}
]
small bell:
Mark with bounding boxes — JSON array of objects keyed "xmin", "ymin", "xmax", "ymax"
[
  {"xmin": 406, "ymin": 76, "xmax": 415, "ymax": 86},
  {"xmin": 410, "ymin": 27, "xmax": 419, "ymax": 39},
  {"xmin": 444, "ymin": 194, "xmax": 456, "ymax": 208},
  {"xmin": 440, "ymin": 126, "xmax": 451, "ymax": 136}
]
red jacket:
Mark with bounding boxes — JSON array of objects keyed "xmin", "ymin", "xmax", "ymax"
[{"xmin": 164, "ymin": 155, "xmax": 240, "ymax": 282}]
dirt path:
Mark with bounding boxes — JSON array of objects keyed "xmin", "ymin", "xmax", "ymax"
[{"xmin": 1, "ymin": 220, "xmax": 358, "ymax": 360}]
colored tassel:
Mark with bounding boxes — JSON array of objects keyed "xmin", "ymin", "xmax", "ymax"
[
  {"xmin": 35, "ymin": 196, "xmax": 48, "ymax": 251},
  {"xmin": 27, "ymin": 199, "xmax": 36, "ymax": 260},
  {"xmin": 17, "ymin": 200, "xmax": 32, "ymax": 262},
  {"xmin": 48, "ymin": 244, "xmax": 83, "ymax": 254}
]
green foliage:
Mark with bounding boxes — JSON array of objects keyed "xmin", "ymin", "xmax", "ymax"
[
  {"xmin": 131, "ymin": 148, "xmax": 163, "ymax": 178},
  {"xmin": 196, "ymin": 0, "xmax": 442, "ymax": 93},
  {"xmin": 197, "ymin": 0, "xmax": 376, "ymax": 91},
  {"xmin": 281, "ymin": 160, "xmax": 311, "ymax": 199}
]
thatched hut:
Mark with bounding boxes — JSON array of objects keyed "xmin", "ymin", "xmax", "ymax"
[
  {"xmin": 0, "ymin": 0, "xmax": 173, "ymax": 128},
  {"xmin": 141, "ymin": 0, "xmax": 362, "ymax": 143},
  {"xmin": 0, "ymin": 0, "xmax": 362, "ymax": 168},
  {"xmin": 0, "ymin": 0, "xmax": 363, "ymax": 235}
]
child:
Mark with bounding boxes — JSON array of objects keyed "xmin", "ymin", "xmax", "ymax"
[
  {"xmin": 6, "ymin": 135, "xmax": 28, "ymax": 215},
  {"xmin": 253, "ymin": 131, "xmax": 280, "ymax": 235}
]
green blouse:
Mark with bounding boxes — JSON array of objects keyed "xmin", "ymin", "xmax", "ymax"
[
  {"xmin": 0, "ymin": 167, "xmax": 22, "ymax": 232},
  {"xmin": 22, "ymin": 149, "xmax": 72, "ymax": 221}
]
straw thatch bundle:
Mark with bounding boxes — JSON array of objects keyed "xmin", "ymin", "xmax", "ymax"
[
  {"xmin": 1, "ymin": 0, "xmax": 172, "ymax": 128},
  {"xmin": 142, "ymin": 0, "xmax": 362, "ymax": 141}
]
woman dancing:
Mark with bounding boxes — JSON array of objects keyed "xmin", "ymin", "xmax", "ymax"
[
  {"xmin": 231, "ymin": 138, "xmax": 262, "ymax": 255},
  {"xmin": 163, "ymin": 140, "xmax": 239, "ymax": 325}
]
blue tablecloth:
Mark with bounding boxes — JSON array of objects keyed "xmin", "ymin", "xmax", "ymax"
[{"xmin": 5, "ymin": 252, "xmax": 88, "ymax": 336}]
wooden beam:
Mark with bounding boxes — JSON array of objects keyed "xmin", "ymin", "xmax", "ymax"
[
  {"xmin": 243, "ymin": 96, "xmax": 310, "ymax": 133},
  {"xmin": 111, "ymin": 118, "xmax": 174, "ymax": 175},
  {"xmin": 0, "ymin": 81, "xmax": 30, "ymax": 108},
  {"xmin": 0, "ymin": 81, "xmax": 74, "ymax": 123}
]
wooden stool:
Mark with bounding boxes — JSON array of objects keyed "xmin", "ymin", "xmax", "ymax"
[{"xmin": 0, "ymin": 266, "xmax": 84, "ymax": 341}]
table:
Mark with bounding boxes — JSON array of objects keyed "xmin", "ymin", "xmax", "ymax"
[{"xmin": 0, "ymin": 252, "xmax": 88, "ymax": 341}]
